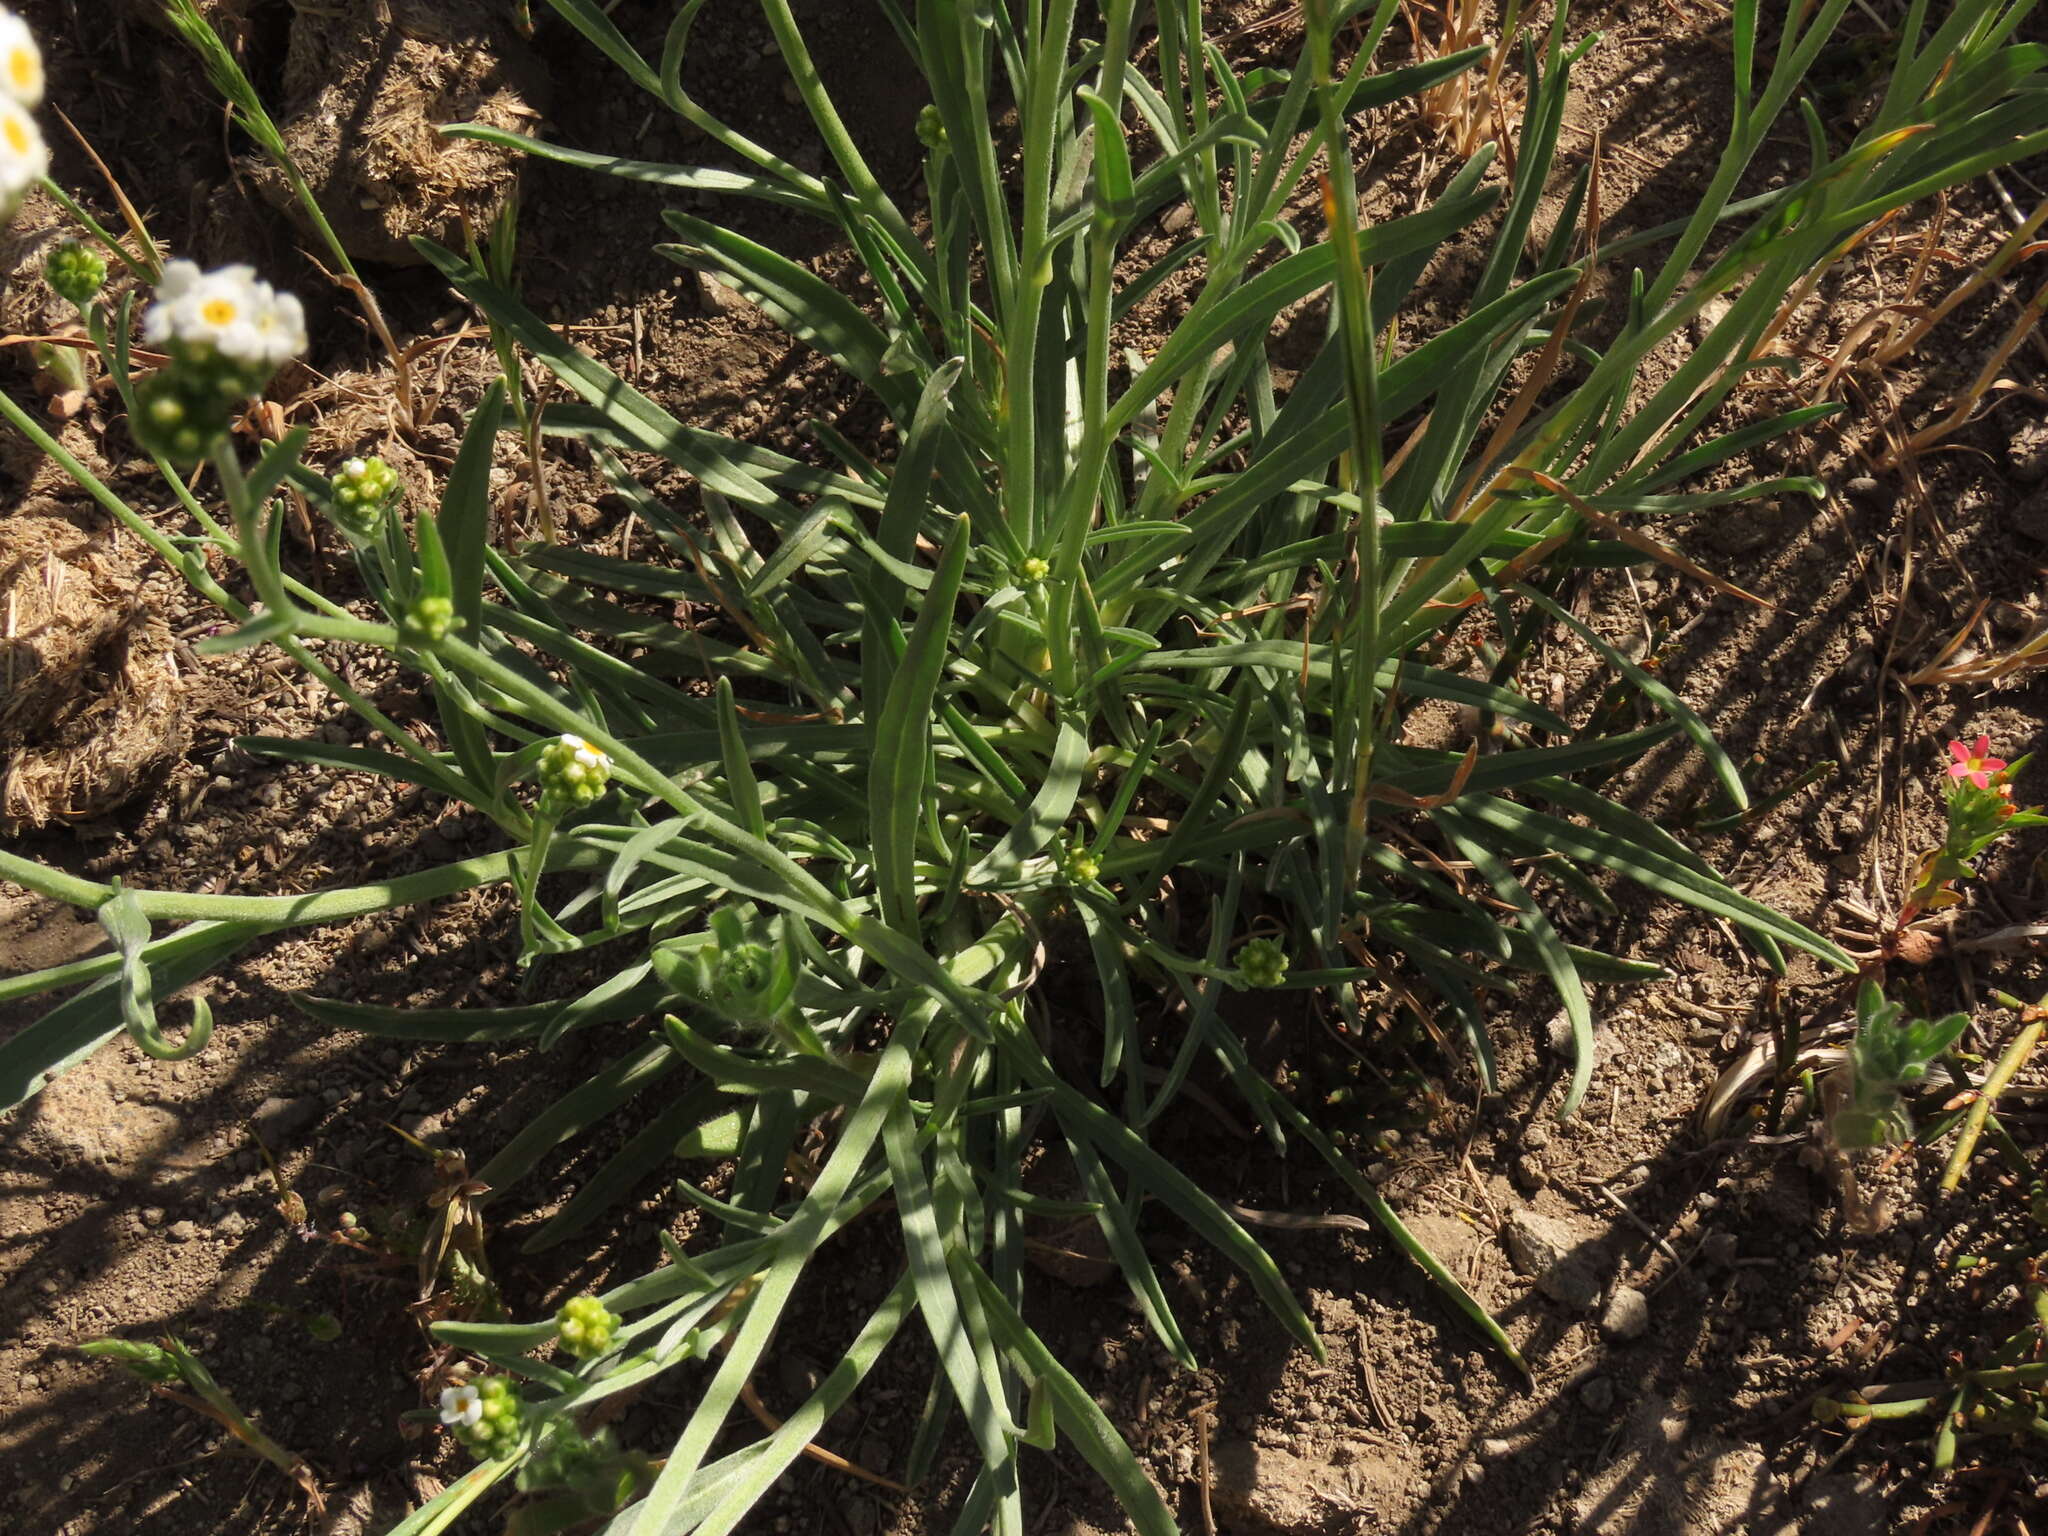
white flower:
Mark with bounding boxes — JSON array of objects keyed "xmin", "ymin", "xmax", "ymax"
[
  {"xmin": 439, "ymin": 1382, "xmax": 483, "ymax": 1428},
  {"xmin": 0, "ymin": 95, "xmax": 46, "ymax": 208},
  {"xmin": 244, "ymin": 285, "xmax": 307, "ymax": 370},
  {"xmin": 0, "ymin": 8, "xmax": 42, "ymax": 110},
  {"xmin": 144, "ymin": 261, "xmax": 258, "ymax": 351},
  {"xmin": 560, "ymin": 734, "xmax": 607, "ymax": 771},
  {"xmin": 142, "ymin": 261, "xmax": 307, "ymax": 372}
]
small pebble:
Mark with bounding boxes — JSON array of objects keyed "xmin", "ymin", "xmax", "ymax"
[
  {"xmin": 1699, "ymin": 1231, "xmax": 1740, "ymax": 1268},
  {"xmin": 1603, "ymin": 1285, "xmax": 1651, "ymax": 1340},
  {"xmin": 1479, "ymin": 1437, "xmax": 1514, "ymax": 1462},
  {"xmin": 1579, "ymin": 1375, "xmax": 1615, "ymax": 1413},
  {"xmin": 167, "ymin": 1220, "xmax": 199, "ymax": 1243}
]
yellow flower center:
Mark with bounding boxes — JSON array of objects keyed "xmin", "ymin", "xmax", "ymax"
[
  {"xmin": 201, "ymin": 297, "xmax": 238, "ymax": 327},
  {"xmin": 7, "ymin": 50, "xmax": 33, "ymax": 92},
  {"xmin": 2, "ymin": 116, "xmax": 25, "ymax": 155}
]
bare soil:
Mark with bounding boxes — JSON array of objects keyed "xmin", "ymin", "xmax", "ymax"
[{"xmin": 3, "ymin": 1, "xmax": 2047, "ymax": 1534}]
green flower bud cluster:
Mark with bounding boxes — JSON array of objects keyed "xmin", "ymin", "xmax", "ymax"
[
  {"xmin": 327, "ymin": 455, "xmax": 402, "ymax": 544},
  {"xmin": 915, "ymin": 103, "xmax": 947, "ymax": 151},
  {"xmin": 45, "ymin": 239, "xmax": 105, "ymax": 307},
  {"xmin": 537, "ymin": 734, "xmax": 612, "ymax": 817},
  {"xmin": 555, "ymin": 1294, "xmax": 620, "ymax": 1361},
  {"xmin": 1060, "ymin": 842, "xmax": 1100, "ymax": 885},
  {"xmin": 132, "ymin": 355, "xmax": 258, "ymax": 466},
  {"xmin": 441, "ymin": 1374, "xmax": 526, "ymax": 1460},
  {"xmin": 1017, "ymin": 555, "xmax": 1051, "ymax": 586},
  {"xmin": 400, "ymin": 593, "xmax": 457, "ymax": 647},
  {"xmin": 1237, "ymin": 937, "xmax": 1289, "ymax": 989}
]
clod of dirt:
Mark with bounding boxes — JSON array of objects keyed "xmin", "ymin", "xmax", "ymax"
[
  {"xmin": 0, "ymin": 508, "xmax": 184, "ymax": 828},
  {"xmin": 251, "ymin": 0, "xmax": 549, "ymax": 267},
  {"xmin": 34, "ymin": 1054, "xmax": 181, "ymax": 1174},
  {"xmin": 2005, "ymin": 486, "xmax": 2048, "ymax": 546},
  {"xmin": 1571, "ymin": 1398, "xmax": 1787, "ymax": 1535},
  {"xmin": 2007, "ymin": 417, "xmax": 2048, "ymax": 483},
  {"xmin": 1209, "ymin": 1438, "xmax": 1377, "ymax": 1530},
  {"xmin": 0, "ymin": 189, "xmax": 75, "ymax": 338},
  {"xmin": 1503, "ymin": 1207, "xmax": 1607, "ymax": 1311}
]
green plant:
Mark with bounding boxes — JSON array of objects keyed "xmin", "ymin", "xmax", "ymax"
[
  {"xmin": 7, "ymin": 0, "xmax": 2048, "ymax": 1530},
  {"xmin": 1829, "ymin": 980, "xmax": 1970, "ymax": 1151},
  {"xmin": 1813, "ymin": 991, "xmax": 2048, "ymax": 1473},
  {"xmin": 1838, "ymin": 736, "xmax": 2048, "ymax": 965},
  {"xmin": 82, "ymin": 1335, "xmax": 325, "ymax": 1511}
]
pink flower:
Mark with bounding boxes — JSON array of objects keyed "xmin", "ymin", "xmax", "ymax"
[{"xmin": 1947, "ymin": 735, "xmax": 2007, "ymax": 791}]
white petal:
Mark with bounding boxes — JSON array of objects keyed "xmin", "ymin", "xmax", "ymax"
[
  {"xmin": 155, "ymin": 260, "xmax": 202, "ymax": 303},
  {"xmin": 0, "ymin": 10, "xmax": 43, "ymax": 110},
  {"xmin": 0, "ymin": 101, "xmax": 46, "ymax": 195}
]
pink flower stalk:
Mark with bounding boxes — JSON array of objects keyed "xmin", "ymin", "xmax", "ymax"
[{"xmin": 1947, "ymin": 736, "xmax": 2007, "ymax": 791}]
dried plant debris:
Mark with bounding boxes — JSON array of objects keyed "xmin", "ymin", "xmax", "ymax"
[
  {"xmin": 0, "ymin": 509, "xmax": 183, "ymax": 827},
  {"xmin": 249, "ymin": 0, "xmax": 548, "ymax": 266}
]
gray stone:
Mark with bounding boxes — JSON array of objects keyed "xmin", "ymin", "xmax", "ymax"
[
  {"xmin": 167, "ymin": 1220, "xmax": 199, "ymax": 1243},
  {"xmin": 1603, "ymin": 1285, "xmax": 1651, "ymax": 1340},
  {"xmin": 1504, "ymin": 1209, "xmax": 1606, "ymax": 1310},
  {"xmin": 698, "ymin": 271, "xmax": 762, "ymax": 320},
  {"xmin": 252, "ymin": 1095, "xmax": 319, "ymax": 1141}
]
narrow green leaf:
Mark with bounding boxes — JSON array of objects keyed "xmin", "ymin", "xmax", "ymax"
[
  {"xmin": 716, "ymin": 678, "xmax": 767, "ymax": 840},
  {"xmin": 525, "ymin": 1082, "xmax": 727, "ymax": 1250},
  {"xmin": 870, "ymin": 515, "xmax": 971, "ymax": 935},
  {"xmin": 473, "ymin": 1039, "xmax": 676, "ymax": 1198},
  {"xmin": 965, "ymin": 719, "xmax": 1090, "ymax": 886},
  {"xmin": 0, "ymin": 925, "xmax": 254, "ymax": 1114},
  {"xmin": 957, "ymin": 1253, "xmax": 1178, "ymax": 1536},
  {"xmin": 439, "ymin": 124, "xmax": 828, "ymax": 215},
  {"xmin": 1438, "ymin": 810, "xmax": 1594, "ymax": 1116},
  {"xmin": 440, "ymin": 380, "xmax": 506, "ymax": 639}
]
